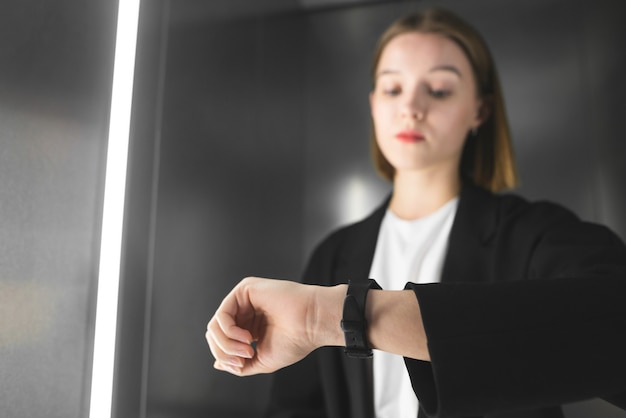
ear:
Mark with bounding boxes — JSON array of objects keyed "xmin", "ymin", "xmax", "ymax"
[
  {"xmin": 369, "ymin": 91, "xmax": 375, "ymax": 118},
  {"xmin": 474, "ymin": 95, "xmax": 493, "ymax": 128}
]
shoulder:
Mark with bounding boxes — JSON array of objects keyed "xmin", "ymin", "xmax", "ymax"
[
  {"xmin": 465, "ymin": 185, "xmax": 623, "ymax": 246},
  {"xmin": 465, "ymin": 185, "xmax": 575, "ymax": 221},
  {"xmin": 497, "ymin": 192, "xmax": 578, "ymax": 227}
]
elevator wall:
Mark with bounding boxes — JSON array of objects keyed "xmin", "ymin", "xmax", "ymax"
[
  {"xmin": 0, "ymin": 0, "xmax": 117, "ymax": 417},
  {"xmin": 118, "ymin": 0, "xmax": 626, "ymax": 417}
]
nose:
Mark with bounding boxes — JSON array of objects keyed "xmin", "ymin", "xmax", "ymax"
[{"xmin": 401, "ymin": 89, "xmax": 426, "ymax": 121}]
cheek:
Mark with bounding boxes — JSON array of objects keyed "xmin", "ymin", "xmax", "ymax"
[
  {"xmin": 371, "ymin": 101, "xmax": 390, "ymax": 123},
  {"xmin": 431, "ymin": 102, "xmax": 474, "ymax": 137},
  {"xmin": 371, "ymin": 103, "xmax": 395, "ymax": 139},
  {"xmin": 371, "ymin": 107, "xmax": 395, "ymax": 157},
  {"xmin": 423, "ymin": 109, "xmax": 470, "ymax": 156}
]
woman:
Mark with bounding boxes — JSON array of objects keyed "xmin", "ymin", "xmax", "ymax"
[{"xmin": 206, "ymin": 8, "xmax": 626, "ymax": 418}]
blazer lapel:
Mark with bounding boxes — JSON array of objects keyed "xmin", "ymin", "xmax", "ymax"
[{"xmin": 333, "ymin": 197, "xmax": 389, "ymax": 282}]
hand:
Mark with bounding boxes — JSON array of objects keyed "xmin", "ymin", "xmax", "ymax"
[{"xmin": 206, "ymin": 277, "xmax": 344, "ymax": 376}]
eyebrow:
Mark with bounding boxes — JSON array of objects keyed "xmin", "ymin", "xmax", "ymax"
[
  {"xmin": 376, "ymin": 65, "xmax": 462, "ymax": 79},
  {"xmin": 429, "ymin": 65, "xmax": 462, "ymax": 78}
]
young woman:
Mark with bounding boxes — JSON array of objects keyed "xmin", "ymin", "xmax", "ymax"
[{"xmin": 206, "ymin": 8, "xmax": 626, "ymax": 418}]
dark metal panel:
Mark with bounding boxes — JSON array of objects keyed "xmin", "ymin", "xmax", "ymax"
[
  {"xmin": 114, "ymin": 1, "xmax": 171, "ymax": 417},
  {"xmin": 0, "ymin": 0, "xmax": 118, "ymax": 417},
  {"xmin": 455, "ymin": 0, "xmax": 597, "ymax": 220},
  {"xmin": 168, "ymin": 0, "xmax": 300, "ymax": 24},
  {"xmin": 302, "ymin": 5, "xmax": 400, "ymax": 255},
  {"xmin": 576, "ymin": 0, "xmax": 626, "ymax": 242},
  {"xmin": 137, "ymin": 11, "xmax": 307, "ymax": 418}
]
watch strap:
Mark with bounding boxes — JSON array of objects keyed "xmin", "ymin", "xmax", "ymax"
[{"xmin": 341, "ymin": 279, "xmax": 381, "ymax": 358}]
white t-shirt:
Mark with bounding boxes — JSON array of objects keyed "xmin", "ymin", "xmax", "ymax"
[{"xmin": 369, "ymin": 197, "xmax": 459, "ymax": 418}]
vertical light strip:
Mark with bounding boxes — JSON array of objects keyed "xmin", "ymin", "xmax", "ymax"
[{"xmin": 89, "ymin": 1, "xmax": 141, "ymax": 417}]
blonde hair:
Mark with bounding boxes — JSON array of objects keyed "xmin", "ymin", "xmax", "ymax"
[{"xmin": 370, "ymin": 8, "xmax": 518, "ymax": 192}]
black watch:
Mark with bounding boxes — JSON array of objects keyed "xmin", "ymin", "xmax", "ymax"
[{"xmin": 341, "ymin": 279, "xmax": 382, "ymax": 358}]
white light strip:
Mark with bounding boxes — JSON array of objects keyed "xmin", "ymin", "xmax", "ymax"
[{"xmin": 89, "ymin": 1, "xmax": 141, "ymax": 417}]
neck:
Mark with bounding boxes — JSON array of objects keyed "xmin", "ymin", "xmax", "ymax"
[{"xmin": 390, "ymin": 168, "xmax": 461, "ymax": 220}]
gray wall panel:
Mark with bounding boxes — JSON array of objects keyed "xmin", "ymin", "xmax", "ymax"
[{"xmin": 0, "ymin": 0, "xmax": 117, "ymax": 417}]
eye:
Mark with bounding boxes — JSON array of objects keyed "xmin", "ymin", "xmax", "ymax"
[
  {"xmin": 382, "ymin": 87, "xmax": 401, "ymax": 96},
  {"xmin": 428, "ymin": 88, "xmax": 451, "ymax": 99}
]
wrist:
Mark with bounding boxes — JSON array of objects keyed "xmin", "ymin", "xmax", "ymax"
[{"xmin": 311, "ymin": 284, "xmax": 347, "ymax": 348}]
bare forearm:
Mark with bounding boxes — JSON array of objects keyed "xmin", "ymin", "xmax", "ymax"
[
  {"xmin": 367, "ymin": 289, "xmax": 430, "ymax": 360},
  {"xmin": 313, "ymin": 285, "xmax": 430, "ymax": 361}
]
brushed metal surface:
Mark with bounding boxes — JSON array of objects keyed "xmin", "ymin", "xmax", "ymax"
[{"xmin": 0, "ymin": 0, "xmax": 118, "ymax": 417}]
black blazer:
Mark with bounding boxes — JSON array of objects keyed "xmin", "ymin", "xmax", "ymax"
[{"xmin": 266, "ymin": 185, "xmax": 626, "ymax": 418}]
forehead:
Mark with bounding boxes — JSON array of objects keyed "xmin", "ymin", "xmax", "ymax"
[{"xmin": 377, "ymin": 32, "xmax": 472, "ymax": 76}]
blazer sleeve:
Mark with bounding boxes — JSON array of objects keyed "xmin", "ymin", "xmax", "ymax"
[{"xmin": 405, "ymin": 212, "xmax": 626, "ymax": 417}]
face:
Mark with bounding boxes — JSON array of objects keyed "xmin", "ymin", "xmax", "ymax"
[{"xmin": 370, "ymin": 32, "xmax": 484, "ymax": 178}]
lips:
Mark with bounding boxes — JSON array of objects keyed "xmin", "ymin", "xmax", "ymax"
[{"xmin": 395, "ymin": 130, "xmax": 425, "ymax": 143}]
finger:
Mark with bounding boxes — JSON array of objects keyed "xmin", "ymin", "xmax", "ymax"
[
  {"xmin": 214, "ymin": 310, "xmax": 254, "ymax": 345},
  {"xmin": 215, "ymin": 287, "xmax": 256, "ymax": 344},
  {"xmin": 215, "ymin": 357, "xmax": 267, "ymax": 378},
  {"xmin": 206, "ymin": 317, "xmax": 255, "ymax": 360},
  {"xmin": 214, "ymin": 360, "xmax": 243, "ymax": 376},
  {"xmin": 206, "ymin": 328, "xmax": 248, "ymax": 369}
]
